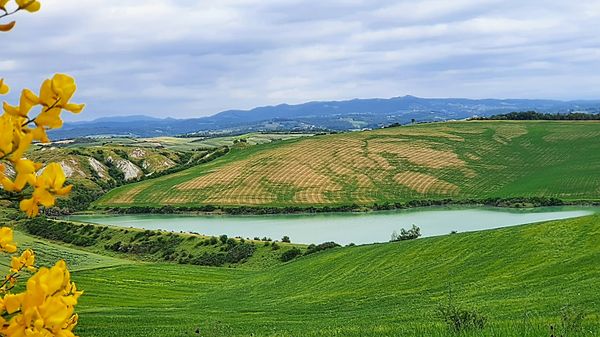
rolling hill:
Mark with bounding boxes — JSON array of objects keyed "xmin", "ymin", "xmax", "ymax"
[
  {"xmin": 51, "ymin": 96, "xmax": 600, "ymax": 139},
  {"xmin": 96, "ymin": 121, "xmax": 600, "ymax": 209},
  {"xmin": 68, "ymin": 214, "xmax": 600, "ymax": 336}
]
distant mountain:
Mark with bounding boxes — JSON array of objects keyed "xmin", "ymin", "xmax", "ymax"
[{"xmin": 50, "ymin": 95, "xmax": 600, "ymax": 139}]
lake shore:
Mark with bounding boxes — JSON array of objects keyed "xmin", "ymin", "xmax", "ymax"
[
  {"xmin": 67, "ymin": 205, "xmax": 600, "ymax": 245},
  {"xmin": 85, "ymin": 196, "xmax": 600, "ymax": 216}
]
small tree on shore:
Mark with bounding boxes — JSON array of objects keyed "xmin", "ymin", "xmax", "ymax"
[{"xmin": 390, "ymin": 225, "xmax": 421, "ymax": 242}]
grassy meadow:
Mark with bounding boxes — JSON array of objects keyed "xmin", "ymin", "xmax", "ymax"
[
  {"xmin": 96, "ymin": 121, "xmax": 600, "ymax": 209},
  {"xmin": 7, "ymin": 213, "xmax": 598, "ymax": 336}
]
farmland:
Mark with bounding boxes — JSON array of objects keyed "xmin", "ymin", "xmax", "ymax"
[
  {"xmin": 96, "ymin": 121, "xmax": 600, "ymax": 209},
  {"xmin": 53, "ymin": 214, "xmax": 600, "ymax": 336}
]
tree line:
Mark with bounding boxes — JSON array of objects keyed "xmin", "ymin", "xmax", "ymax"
[{"xmin": 474, "ymin": 111, "xmax": 600, "ymax": 120}]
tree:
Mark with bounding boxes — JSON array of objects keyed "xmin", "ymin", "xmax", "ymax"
[
  {"xmin": 281, "ymin": 235, "xmax": 291, "ymax": 243},
  {"xmin": 1, "ymin": 2, "xmax": 83, "ymax": 335},
  {"xmin": 390, "ymin": 225, "xmax": 421, "ymax": 242}
]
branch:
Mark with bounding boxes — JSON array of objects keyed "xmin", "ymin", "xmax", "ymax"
[
  {"xmin": 0, "ymin": 7, "xmax": 20, "ymax": 20},
  {"xmin": 0, "ymin": 272, "xmax": 18, "ymax": 290},
  {"xmin": 21, "ymin": 97, "xmax": 61, "ymax": 127},
  {"xmin": 0, "ymin": 1, "xmax": 37, "ymax": 21}
]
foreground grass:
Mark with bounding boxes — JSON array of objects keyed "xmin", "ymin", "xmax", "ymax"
[
  {"xmin": 69, "ymin": 215, "xmax": 600, "ymax": 336},
  {"xmin": 96, "ymin": 121, "xmax": 600, "ymax": 209}
]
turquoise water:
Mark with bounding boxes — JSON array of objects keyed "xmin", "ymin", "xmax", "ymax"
[{"xmin": 68, "ymin": 206, "xmax": 599, "ymax": 245}]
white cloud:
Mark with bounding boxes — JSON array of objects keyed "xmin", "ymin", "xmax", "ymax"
[{"xmin": 1, "ymin": 0, "xmax": 599, "ymax": 120}]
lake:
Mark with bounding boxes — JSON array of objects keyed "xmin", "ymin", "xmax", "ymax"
[{"xmin": 67, "ymin": 206, "xmax": 599, "ymax": 245}]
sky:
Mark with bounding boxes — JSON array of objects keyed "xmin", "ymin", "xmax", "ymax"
[{"xmin": 2, "ymin": 0, "xmax": 600, "ymax": 121}]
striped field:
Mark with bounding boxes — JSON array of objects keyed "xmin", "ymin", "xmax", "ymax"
[
  {"xmin": 96, "ymin": 121, "xmax": 600, "ymax": 208},
  {"xmin": 71, "ymin": 214, "xmax": 600, "ymax": 336}
]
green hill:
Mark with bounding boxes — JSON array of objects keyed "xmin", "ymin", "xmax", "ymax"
[
  {"xmin": 69, "ymin": 214, "xmax": 600, "ymax": 336},
  {"xmin": 96, "ymin": 121, "xmax": 600, "ymax": 209}
]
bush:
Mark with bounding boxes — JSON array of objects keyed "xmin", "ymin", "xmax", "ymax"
[
  {"xmin": 191, "ymin": 252, "xmax": 227, "ymax": 267},
  {"xmin": 304, "ymin": 242, "xmax": 340, "ymax": 255},
  {"xmin": 281, "ymin": 236, "xmax": 291, "ymax": 243},
  {"xmin": 390, "ymin": 225, "xmax": 421, "ymax": 242},
  {"xmin": 437, "ymin": 303, "xmax": 487, "ymax": 332},
  {"xmin": 226, "ymin": 237, "xmax": 237, "ymax": 247},
  {"xmin": 225, "ymin": 243, "xmax": 256, "ymax": 263},
  {"xmin": 280, "ymin": 247, "xmax": 302, "ymax": 262},
  {"xmin": 271, "ymin": 243, "xmax": 280, "ymax": 250},
  {"xmin": 219, "ymin": 234, "xmax": 228, "ymax": 245},
  {"xmin": 22, "ymin": 218, "xmax": 98, "ymax": 247}
]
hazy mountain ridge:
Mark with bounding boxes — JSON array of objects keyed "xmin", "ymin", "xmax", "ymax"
[{"xmin": 51, "ymin": 96, "xmax": 600, "ymax": 139}]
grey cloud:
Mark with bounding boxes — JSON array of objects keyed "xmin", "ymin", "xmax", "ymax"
[{"xmin": 1, "ymin": 0, "xmax": 600, "ymax": 121}]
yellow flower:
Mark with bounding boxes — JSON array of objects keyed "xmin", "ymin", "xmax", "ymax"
[
  {"xmin": 0, "ymin": 21, "xmax": 16, "ymax": 32},
  {"xmin": 16, "ymin": 0, "xmax": 41, "ymax": 12},
  {"xmin": 3, "ymin": 88, "xmax": 39, "ymax": 118},
  {"xmin": 1, "ymin": 260, "xmax": 82, "ymax": 337},
  {"xmin": 0, "ymin": 227, "xmax": 17, "ymax": 253},
  {"xmin": 39, "ymin": 74, "xmax": 84, "ymax": 112},
  {"xmin": 18, "ymin": 163, "xmax": 71, "ymax": 217},
  {"xmin": 0, "ymin": 79, "xmax": 9, "ymax": 95},
  {"xmin": 0, "ymin": 112, "xmax": 33, "ymax": 162},
  {"xmin": 35, "ymin": 74, "xmax": 84, "ymax": 131},
  {"xmin": 0, "ymin": 113, "xmax": 15, "ymax": 158},
  {"xmin": 19, "ymin": 197, "xmax": 39, "ymax": 218},
  {"xmin": 12, "ymin": 158, "xmax": 38, "ymax": 191},
  {"xmin": 38, "ymin": 163, "xmax": 71, "ymax": 196},
  {"xmin": 2, "ymin": 293, "xmax": 23, "ymax": 314},
  {"xmin": 11, "ymin": 248, "xmax": 36, "ymax": 273}
]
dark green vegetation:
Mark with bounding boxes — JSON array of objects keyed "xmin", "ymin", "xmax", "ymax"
[
  {"xmin": 66, "ymin": 214, "xmax": 600, "ymax": 336},
  {"xmin": 18, "ymin": 217, "xmax": 302, "ymax": 269},
  {"xmin": 97, "ymin": 121, "xmax": 600, "ymax": 210},
  {"xmin": 480, "ymin": 111, "xmax": 600, "ymax": 120},
  {"xmin": 390, "ymin": 224, "xmax": 422, "ymax": 241}
]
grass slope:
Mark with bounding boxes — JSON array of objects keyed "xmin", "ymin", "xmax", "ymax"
[
  {"xmin": 72, "ymin": 214, "xmax": 600, "ymax": 336},
  {"xmin": 96, "ymin": 121, "xmax": 600, "ymax": 208}
]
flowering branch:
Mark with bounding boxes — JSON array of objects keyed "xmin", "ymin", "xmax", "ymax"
[{"xmin": 1, "ymin": 2, "xmax": 84, "ymax": 336}]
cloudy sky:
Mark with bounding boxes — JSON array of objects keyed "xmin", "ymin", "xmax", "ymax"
[{"xmin": 2, "ymin": 0, "xmax": 600, "ymax": 120}]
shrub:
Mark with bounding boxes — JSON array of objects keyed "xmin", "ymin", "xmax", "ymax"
[
  {"xmin": 281, "ymin": 236, "xmax": 291, "ymax": 243},
  {"xmin": 305, "ymin": 242, "xmax": 340, "ymax": 255},
  {"xmin": 219, "ymin": 234, "xmax": 228, "ymax": 244},
  {"xmin": 280, "ymin": 247, "xmax": 302, "ymax": 262},
  {"xmin": 390, "ymin": 224, "xmax": 421, "ymax": 242},
  {"xmin": 22, "ymin": 218, "xmax": 98, "ymax": 247},
  {"xmin": 191, "ymin": 252, "xmax": 227, "ymax": 267},
  {"xmin": 225, "ymin": 243, "xmax": 256, "ymax": 263},
  {"xmin": 271, "ymin": 243, "xmax": 280, "ymax": 250},
  {"xmin": 437, "ymin": 303, "xmax": 487, "ymax": 332},
  {"xmin": 226, "ymin": 237, "xmax": 237, "ymax": 247}
]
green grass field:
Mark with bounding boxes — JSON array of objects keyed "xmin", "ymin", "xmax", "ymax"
[
  {"xmin": 56, "ymin": 214, "xmax": 600, "ymax": 336},
  {"xmin": 96, "ymin": 121, "xmax": 600, "ymax": 208}
]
